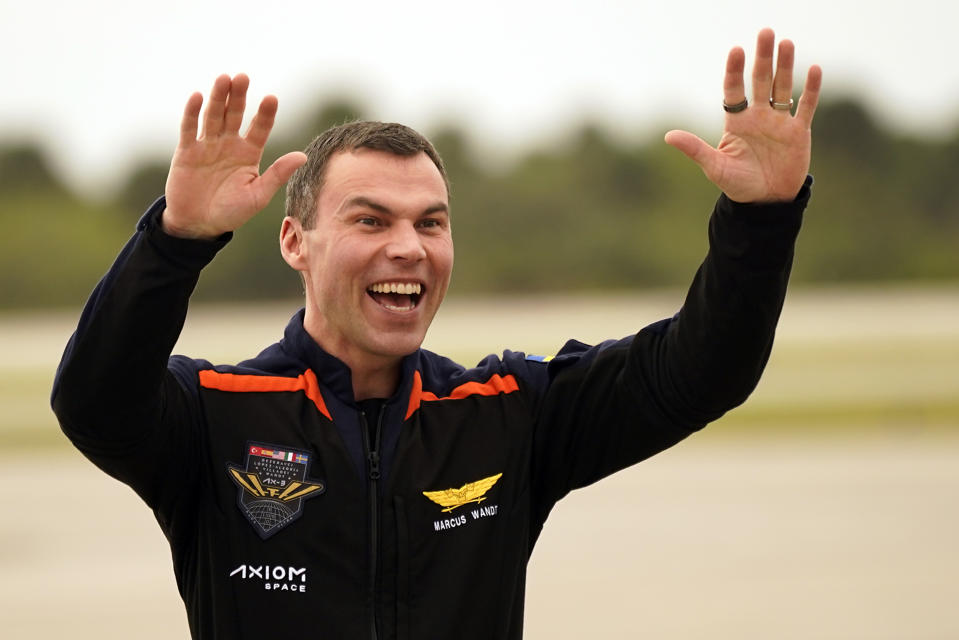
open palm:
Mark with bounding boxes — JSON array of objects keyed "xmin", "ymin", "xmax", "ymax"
[
  {"xmin": 665, "ymin": 29, "xmax": 822, "ymax": 204},
  {"xmin": 163, "ymin": 74, "xmax": 306, "ymax": 239}
]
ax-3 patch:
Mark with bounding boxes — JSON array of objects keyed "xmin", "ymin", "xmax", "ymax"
[{"xmin": 227, "ymin": 442, "xmax": 325, "ymax": 540}]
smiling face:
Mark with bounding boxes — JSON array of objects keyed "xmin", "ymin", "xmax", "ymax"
[{"xmin": 281, "ymin": 148, "xmax": 453, "ymax": 384}]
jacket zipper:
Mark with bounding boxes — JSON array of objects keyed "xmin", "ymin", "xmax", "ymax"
[{"xmin": 361, "ymin": 407, "xmax": 385, "ymax": 640}]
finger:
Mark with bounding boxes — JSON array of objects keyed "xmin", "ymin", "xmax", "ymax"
[
  {"xmin": 795, "ymin": 64, "xmax": 823, "ymax": 128},
  {"xmin": 178, "ymin": 92, "xmax": 203, "ymax": 147},
  {"xmin": 723, "ymin": 47, "xmax": 747, "ymax": 108},
  {"xmin": 223, "ymin": 73, "xmax": 249, "ymax": 134},
  {"xmin": 664, "ymin": 129, "xmax": 719, "ymax": 176},
  {"xmin": 254, "ymin": 151, "xmax": 308, "ymax": 204},
  {"xmin": 201, "ymin": 74, "xmax": 231, "ymax": 138},
  {"xmin": 751, "ymin": 28, "xmax": 776, "ymax": 104},
  {"xmin": 771, "ymin": 39, "xmax": 795, "ymax": 107},
  {"xmin": 245, "ymin": 94, "xmax": 279, "ymax": 149}
]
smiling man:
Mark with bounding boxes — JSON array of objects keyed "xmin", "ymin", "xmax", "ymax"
[
  {"xmin": 53, "ymin": 29, "xmax": 821, "ymax": 640},
  {"xmin": 280, "ymin": 133, "xmax": 454, "ymax": 400}
]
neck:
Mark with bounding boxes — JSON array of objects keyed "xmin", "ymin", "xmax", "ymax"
[
  {"xmin": 350, "ymin": 359, "xmax": 402, "ymax": 401},
  {"xmin": 300, "ymin": 309, "xmax": 405, "ymax": 401}
]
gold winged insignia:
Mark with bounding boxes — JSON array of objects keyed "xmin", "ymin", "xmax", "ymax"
[
  {"xmin": 228, "ymin": 468, "xmax": 324, "ymax": 502},
  {"xmin": 422, "ymin": 472, "xmax": 503, "ymax": 513}
]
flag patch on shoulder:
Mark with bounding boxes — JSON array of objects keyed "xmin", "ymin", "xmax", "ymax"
[{"xmin": 525, "ymin": 354, "xmax": 553, "ymax": 363}]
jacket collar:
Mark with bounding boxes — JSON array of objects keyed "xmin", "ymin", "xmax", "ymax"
[{"xmin": 280, "ymin": 308, "xmax": 421, "ymax": 411}]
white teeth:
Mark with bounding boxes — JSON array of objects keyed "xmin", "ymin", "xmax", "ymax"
[{"xmin": 369, "ymin": 282, "xmax": 422, "ymax": 295}]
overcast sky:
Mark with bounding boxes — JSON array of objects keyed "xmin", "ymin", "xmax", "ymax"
[{"xmin": 2, "ymin": 0, "xmax": 956, "ymax": 196}]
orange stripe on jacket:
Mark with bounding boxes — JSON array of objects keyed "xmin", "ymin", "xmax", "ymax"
[
  {"xmin": 198, "ymin": 369, "xmax": 332, "ymax": 421},
  {"xmin": 405, "ymin": 370, "xmax": 519, "ymax": 420}
]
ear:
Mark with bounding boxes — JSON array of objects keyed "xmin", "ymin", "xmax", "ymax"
[{"xmin": 280, "ymin": 216, "xmax": 308, "ymax": 271}]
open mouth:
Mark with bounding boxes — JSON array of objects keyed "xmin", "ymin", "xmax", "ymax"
[{"xmin": 367, "ymin": 282, "xmax": 423, "ymax": 312}]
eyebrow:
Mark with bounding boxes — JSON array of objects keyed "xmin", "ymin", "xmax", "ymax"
[{"xmin": 344, "ymin": 196, "xmax": 449, "ymax": 217}]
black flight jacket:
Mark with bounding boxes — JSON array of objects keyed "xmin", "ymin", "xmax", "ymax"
[{"xmin": 52, "ymin": 179, "xmax": 809, "ymax": 639}]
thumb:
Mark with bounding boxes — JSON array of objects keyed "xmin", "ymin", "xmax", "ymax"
[
  {"xmin": 663, "ymin": 130, "xmax": 715, "ymax": 169},
  {"xmin": 255, "ymin": 151, "xmax": 309, "ymax": 201}
]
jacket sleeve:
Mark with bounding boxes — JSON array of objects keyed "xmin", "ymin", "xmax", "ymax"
[
  {"xmin": 530, "ymin": 178, "xmax": 811, "ymax": 514},
  {"xmin": 50, "ymin": 197, "xmax": 229, "ymax": 514}
]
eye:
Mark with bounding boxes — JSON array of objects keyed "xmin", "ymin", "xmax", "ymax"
[
  {"xmin": 417, "ymin": 218, "xmax": 445, "ymax": 230},
  {"xmin": 357, "ymin": 216, "xmax": 381, "ymax": 227}
]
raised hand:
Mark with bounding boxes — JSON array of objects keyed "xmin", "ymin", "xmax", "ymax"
[
  {"xmin": 163, "ymin": 74, "xmax": 307, "ymax": 239},
  {"xmin": 664, "ymin": 28, "xmax": 822, "ymax": 204}
]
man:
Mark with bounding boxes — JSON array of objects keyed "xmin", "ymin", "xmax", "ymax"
[{"xmin": 52, "ymin": 28, "xmax": 821, "ymax": 639}]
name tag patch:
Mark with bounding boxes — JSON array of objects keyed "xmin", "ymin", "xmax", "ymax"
[{"xmin": 423, "ymin": 472, "xmax": 502, "ymax": 533}]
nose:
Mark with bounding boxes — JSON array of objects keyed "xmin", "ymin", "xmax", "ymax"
[{"xmin": 385, "ymin": 222, "xmax": 427, "ymax": 262}]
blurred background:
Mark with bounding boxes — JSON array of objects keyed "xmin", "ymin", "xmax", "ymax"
[{"xmin": 1, "ymin": 0, "xmax": 957, "ymax": 638}]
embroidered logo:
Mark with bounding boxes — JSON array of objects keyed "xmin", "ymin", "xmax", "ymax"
[
  {"xmin": 423, "ymin": 472, "xmax": 503, "ymax": 513},
  {"xmin": 227, "ymin": 443, "xmax": 325, "ymax": 540}
]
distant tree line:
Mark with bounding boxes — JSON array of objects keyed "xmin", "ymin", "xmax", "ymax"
[{"xmin": 1, "ymin": 97, "xmax": 957, "ymax": 310}]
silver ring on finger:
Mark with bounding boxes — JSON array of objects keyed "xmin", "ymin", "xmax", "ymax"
[
  {"xmin": 723, "ymin": 98, "xmax": 748, "ymax": 113},
  {"xmin": 769, "ymin": 98, "xmax": 794, "ymax": 111}
]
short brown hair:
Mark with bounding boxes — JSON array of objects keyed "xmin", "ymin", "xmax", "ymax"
[{"xmin": 285, "ymin": 121, "xmax": 449, "ymax": 229}]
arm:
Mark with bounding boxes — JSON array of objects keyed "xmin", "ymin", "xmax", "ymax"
[
  {"xmin": 51, "ymin": 75, "xmax": 304, "ymax": 506},
  {"xmin": 530, "ymin": 29, "xmax": 820, "ymax": 513}
]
